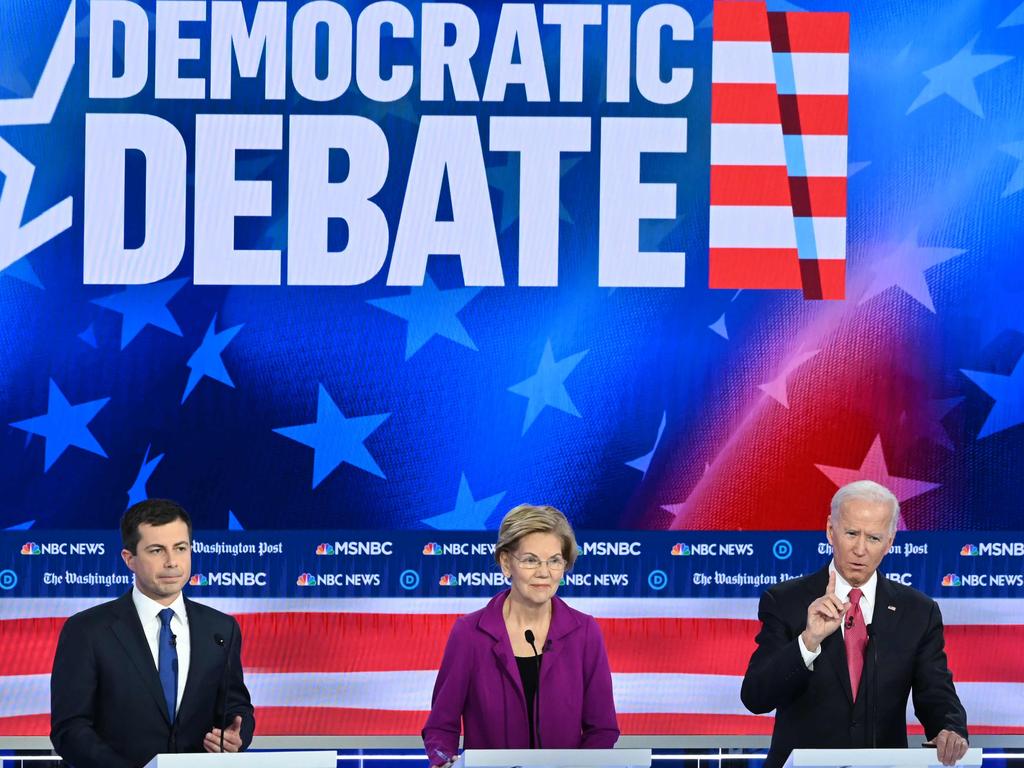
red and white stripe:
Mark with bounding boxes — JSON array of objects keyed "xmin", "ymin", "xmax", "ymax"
[
  {"xmin": 2, "ymin": 597, "xmax": 1022, "ymax": 737},
  {"xmin": 708, "ymin": 2, "xmax": 849, "ymax": 300},
  {"xmin": 769, "ymin": 8, "xmax": 849, "ymax": 300}
]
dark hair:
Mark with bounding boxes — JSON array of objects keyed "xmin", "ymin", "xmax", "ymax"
[{"xmin": 121, "ymin": 499, "xmax": 193, "ymax": 554}]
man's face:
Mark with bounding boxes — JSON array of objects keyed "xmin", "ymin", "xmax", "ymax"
[
  {"xmin": 121, "ymin": 520, "xmax": 192, "ymax": 605},
  {"xmin": 826, "ymin": 498, "xmax": 895, "ymax": 588}
]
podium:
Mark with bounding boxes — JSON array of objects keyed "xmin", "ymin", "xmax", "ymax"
[
  {"xmin": 142, "ymin": 751, "xmax": 337, "ymax": 767},
  {"xmin": 783, "ymin": 749, "xmax": 984, "ymax": 768},
  {"xmin": 454, "ymin": 748, "xmax": 652, "ymax": 768}
]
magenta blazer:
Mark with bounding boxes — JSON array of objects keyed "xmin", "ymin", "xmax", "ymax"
[{"xmin": 422, "ymin": 590, "xmax": 619, "ymax": 764}]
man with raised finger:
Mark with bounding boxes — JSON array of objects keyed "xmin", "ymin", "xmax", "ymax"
[{"xmin": 741, "ymin": 480, "xmax": 968, "ymax": 768}]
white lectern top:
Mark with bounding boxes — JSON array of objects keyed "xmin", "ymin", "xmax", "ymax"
[
  {"xmin": 455, "ymin": 748, "xmax": 652, "ymax": 768},
  {"xmin": 142, "ymin": 750, "xmax": 337, "ymax": 768},
  {"xmin": 784, "ymin": 748, "xmax": 984, "ymax": 768}
]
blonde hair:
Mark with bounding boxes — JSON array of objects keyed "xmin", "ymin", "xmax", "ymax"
[{"xmin": 494, "ymin": 504, "xmax": 578, "ymax": 569}]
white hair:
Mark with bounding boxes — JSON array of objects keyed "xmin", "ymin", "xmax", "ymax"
[{"xmin": 830, "ymin": 480, "xmax": 899, "ymax": 535}]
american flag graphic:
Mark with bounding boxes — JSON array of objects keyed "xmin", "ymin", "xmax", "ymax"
[
  {"xmin": 709, "ymin": 1, "xmax": 849, "ymax": 299},
  {"xmin": 2, "ymin": 597, "xmax": 1022, "ymax": 737}
]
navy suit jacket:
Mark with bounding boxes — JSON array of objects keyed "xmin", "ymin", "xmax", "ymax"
[
  {"xmin": 741, "ymin": 566, "xmax": 967, "ymax": 768},
  {"xmin": 51, "ymin": 591, "xmax": 254, "ymax": 768}
]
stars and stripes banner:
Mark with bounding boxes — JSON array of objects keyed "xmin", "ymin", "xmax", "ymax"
[{"xmin": 2, "ymin": 0, "xmax": 1024, "ymax": 742}]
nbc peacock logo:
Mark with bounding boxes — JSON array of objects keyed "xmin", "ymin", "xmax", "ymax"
[
  {"xmin": 316, "ymin": 543, "xmax": 335, "ymax": 555},
  {"xmin": 941, "ymin": 574, "xmax": 961, "ymax": 587},
  {"xmin": 960, "ymin": 544, "xmax": 979, "ymax": 556},
  {"xmin": 189, "ymin": 574, "xmax": 209, "ymax": 586},
  {"xmin": 297, "ymin": 573, "xmax": 317, "ymax": 586},
  {"xmin": 439, "ymin": 573, "xmax": 455, "ymax": 586},
  {"xmin": 671, "ymin": 543, "xmax": 691, "ymax": 556},
  {"xmin": 423, "ymin": 543, "xmax": 439, "ymax": 555},
  {"xmin": 21, "ymin": 542, "xmax": 41, "ymax": 555}
]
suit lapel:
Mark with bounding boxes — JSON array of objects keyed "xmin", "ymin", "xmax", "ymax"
[
  {"xmin": 109, "ymin": 592, "xmax": 173, "ymax": 723},
  {"xmin": 539, "ymin": 597, "xmax": 579, "ymax": 692},
  {"xmin": 479, "ymin": 592, "xmax": 526, "ymax": 702},
  {"xmin": 177, "ymin": 597, "xmax": 206, "ymax": 724},
  {"xmin": 806, "ymin": 567, "xmax": 854, "ymax": 706}
]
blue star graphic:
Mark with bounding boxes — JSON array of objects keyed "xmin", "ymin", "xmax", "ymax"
[
  {"xmin": 962, "ymin": 353, "xmax": 1024, "ymax": 439},
  {"xmin": 228, "ymin": 510, "xmax": 244, "ymax": 530},
  {"xmin": 1, "ymin": 258, "xmax": 43, "ymax": 288},
  {"xmin": 1000, "ymin": 141, "xmax": 1024, "ymax": 198},
  {"xmin": 92, "ymin": 278, "xmax": 188, "ymax": 350},
  {"xmin": 907, "ymin": 36, "xmax": 1013, "ymax": 118},
  {"xmin": 422, "ymin": 473, "xmax": 507, "ymax": 530},
  {"xmin": 126, "ymin": 444, "xmax": 164, "ymax": 508},
  {"xmin": 182, "ymin": 314, "xmax": 244, "ymax": 403},
  {"xmin": 626, "ymin": 411, "xmax": 667, "ymax": 478},
  {"xmin": 708, "ymin": 313, "xmax": 729, "ymax": 340},
  {"xmin": 274, "ymin": 384, "xmax": 390, "ymax": 488},
  {"xmin": 1000, "ymin": 2, "xmax": 1024, "ymax": 27},
  {"xmin": 5, "ymin": 520, "xmax": 35, "ymax": 530},
  {"xmin": 78, "ymin": 322, "xmax": 98, "ymax": 349},
  {"xmin": 509, "ymin": 340, "xmax": 588, "ymax": 435},
  {"xmin": 368, "ymin": 275, "xmax": 482, "ymax": 360},
  {"xmin": 10, "ymin": 379, "xmax": 110, "ymax": 471},
  {"xmin": 859, "ymin": 231, "xmax": 964, "ymax": 313}
]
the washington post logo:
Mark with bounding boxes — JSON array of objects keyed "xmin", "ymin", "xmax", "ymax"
[{"xmin": 708, "ymin": 1, "xmax": 849, "ymax": 299}]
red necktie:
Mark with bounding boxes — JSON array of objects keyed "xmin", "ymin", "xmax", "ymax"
[{"xmin": 844, "ymin": 587, "xmax": 868, "ymax": 699}]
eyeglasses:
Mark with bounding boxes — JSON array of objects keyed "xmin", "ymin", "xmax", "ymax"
[{"xmin": 510, "ymin": 553, "xmax": 568, "ymax": 571}]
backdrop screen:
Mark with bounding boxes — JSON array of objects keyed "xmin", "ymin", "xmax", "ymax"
[{"xmin": 1, "ymin": 0, "xmax": 1022, "ymax": 739}]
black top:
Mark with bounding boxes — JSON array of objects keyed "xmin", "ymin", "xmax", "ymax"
[{"xmin": 515, "ymin": 654, "xmax": 543, "ymax": 747}]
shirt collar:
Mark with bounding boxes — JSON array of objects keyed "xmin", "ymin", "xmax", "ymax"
[
  {"xmin": 829, "ymin": 560, "xmax": 877, "ymax": 608},
  {"xmin": 132, "ymin": 585, "xmax": 188, "ymax": 625}
]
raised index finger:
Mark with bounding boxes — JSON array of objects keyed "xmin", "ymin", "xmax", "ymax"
[{"xmin": 826, "ymin": 569, "xmax": 837, "ymax": 596}]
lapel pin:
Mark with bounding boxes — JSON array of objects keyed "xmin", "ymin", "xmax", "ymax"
[{"xmin": 887, "ymin": 605, "xmax": 896, "ymax": 611}]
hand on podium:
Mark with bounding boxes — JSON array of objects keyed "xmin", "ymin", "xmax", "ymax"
[
  {"xmin": 924, "ymin": 729, "xmax": 969, "ymax": 766},
  {"xmin": 203, "ymin": 715, "xmax": 243, "ymax": 753}
]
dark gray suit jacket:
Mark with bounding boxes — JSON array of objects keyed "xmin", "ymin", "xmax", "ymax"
[
  {"xmin": 741, "ymin": 566, "xmax": 967, "ymax": 768},
  {"xmin": 51, "ymin": 591, "xmax": 254, "ymax": 768}
]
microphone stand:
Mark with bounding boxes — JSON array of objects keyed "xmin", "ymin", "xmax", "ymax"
[
  {"xmin": 524, "ymin": 630, "xmax": 542, "ymax": 749},
  {"xmin": 215, "ymin": 622, "xmax": 236, "ymax": 753}
]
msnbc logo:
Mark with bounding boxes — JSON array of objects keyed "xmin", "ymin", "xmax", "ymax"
[
  {"xmin": 439, "ymin": 573, "xmax": 455, "ymax": 586},
  {"xmin": 423, "ymin": 543, "xmax": 440, "ymax": 555},
  {"xmin": 671, "ymin": 543, "xmax": 691, "ymax": 556},
  {"xmin": 189, "ymin": 574, "xmax": 209, "ymax": 586},
  {"xmin": 960, "ymin": 544, "xmax": 979, "ymax": 556},
  {"xmin": 21, "ymin": 543, "xmax": 41, "ymax": 555},
  {"xmin": 941, "ymin": 574, "xmax": 961, "ymax": 587},
  {"xmin": 316, "ymin": 543, "xmax": 335, "ymax": 555},
  {"xmin": 297, "ymin": 573, "xmax": 317, "ymax": 586}
]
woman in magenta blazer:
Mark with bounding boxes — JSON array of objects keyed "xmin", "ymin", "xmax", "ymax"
[{"xmin": 422, "ymin": 504, "xmax": 620, "ymax": 766}]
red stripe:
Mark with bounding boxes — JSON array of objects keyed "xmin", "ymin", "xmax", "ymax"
[
  {"xmin": 710, "ymin": 248, "xmax": 803, "ymax": 289},
  {"xmin": 0, "ymin": 617, "xmax": 64, "ymax": 676},
  {"xmin": 2, "ymin": 710, "xmax": 1022, "ymax": 738},
  {"xmin": 620, "ymin": 712, "xmax": 774, "ymax": 735},
  {"xmin": 789, "ymin": 177, "xmax": 846, "ymax": 217},
  {"xmin": 799, "ymin": 259, "xmax": 846, "ymax": 300},
  {"xmin": 768, "ymin": 12, "xmax": 849, "ymax": 53},
  {"xmin": 712, "ymin": 167, "xmax": 792, "ymax": 206},
  {"xmin": 779, "ymin": 95, "xmax": 848, "ymax": 135},
  {"xmin": 713, "ymin": 1, "xmax": 770, "ymax": 42},
  {"xmin": 712, "ymin": 84, "xmax": 781, "ymax": 124},
  {"xmin": 3, "ymin": 615, "xmax": 1024, "ymax": 682}
]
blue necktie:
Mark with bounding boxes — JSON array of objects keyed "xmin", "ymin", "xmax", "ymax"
[{"xmin": 158, "ymin": 608, "xmax": 178, "ymax": 722}]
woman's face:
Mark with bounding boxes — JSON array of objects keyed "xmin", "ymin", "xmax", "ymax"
[{"xmin": 502, "ymin": 531, "xmax": 566, "ymax": 608}]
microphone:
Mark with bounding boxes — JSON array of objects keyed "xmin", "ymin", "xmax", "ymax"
[
  {"xmin": 866, "ymin": 624, "xmax": 878, "ymax": 749},
  {"xmin": 524, "ymin": 630, "xmax": 542, "ymax": 749},
  {"xmin": 214, "ymin": 626, "xmax": 234, "ymax": 753},
  {"xmin": 170, "ymin": 632, "xmax": 177, "ymax": 647},
  {"xmin": 844, "ymin": 614, "xmax": 854, "ymax": 630}
]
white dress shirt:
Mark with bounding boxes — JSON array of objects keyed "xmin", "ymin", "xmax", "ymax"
[
  {"xmin": 798, "ymin": 561, "xmax": 877, "ymax": 669},
  {"xmin": 132, "ymin": 586, "xmax": 191, "ymax": 713}
]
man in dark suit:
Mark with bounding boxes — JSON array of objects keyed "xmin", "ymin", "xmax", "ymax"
[
  {"xmin": 741, "ymin": 480, "xmax": 968, "ymax": 768},
  {"xmin": 51, "ymin": 499, "xmax": 255, "ymax": 768}
]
